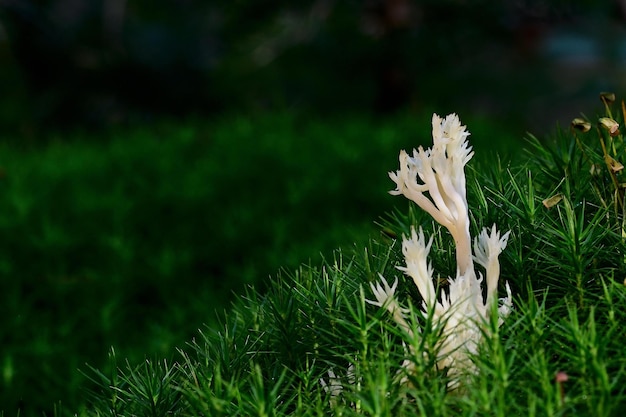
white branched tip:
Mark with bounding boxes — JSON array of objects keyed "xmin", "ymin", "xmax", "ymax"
[
  {"xmin": 498, "ymin": 281, "xmax": 513, "ymax": 325},
  {"xmin": 473, "ymin": 225, "xmax": 511, "ymax": 306},
  {"xmin": 396, "ymin": 227, "xmax": 436, "ymax": 308},
  {"xmin": 388, "ymin": 113, "xmax": 476, "ymax": 275},
  {"xmin": 366, "ymin": 275, "xmax": 412, "ymax": 335},
  {"xmin": 320, "ymin": 363, "xmax": 357, "ymax": 408},
  {"xmin": 320, "ymin": 369, "xmax": 343, "ymax": 399},
  {"xmin": 366, "ymin": 275, "xmax": 398, "ymax": 308},
  {"xmin": 388, "ymin": 114, "xmax": 473, "ymax": 227}
]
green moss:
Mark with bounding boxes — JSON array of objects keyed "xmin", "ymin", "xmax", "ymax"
[{"xmin": 0, "ymin": 111, "xmax": 520, "ymax": 415}]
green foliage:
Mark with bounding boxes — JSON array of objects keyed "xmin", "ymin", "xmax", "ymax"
[
  {"xmin": 78, "ymin": 232, "xmax": 626, "ymax": 415},
  {"xmin": 8, "ymin": 99, "xmax": 626, "ymax": 415},
  {"xmin": 0, "ymin": 111, "xmax": 517, "ymax": 416},
  {"xmin": 83, "ymin": 349, "xmax": 182, "ymax": 417},
  {"xmin": 73, "ymin": 96, "xmax": 626, "ymax": 416}
]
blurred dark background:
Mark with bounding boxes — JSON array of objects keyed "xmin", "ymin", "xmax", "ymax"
[
  {"xmin": 1, "ymin": 1, "xmax": 626, "ymax": 415},
  {"xmin": 1, "ymin": 0, "xmax": 625, "ymax": 136}
]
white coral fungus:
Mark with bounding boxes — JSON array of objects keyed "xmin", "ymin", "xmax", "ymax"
[{"xmin": 372, "ymin": 113, "xmax": 512, "ymax": 386}]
